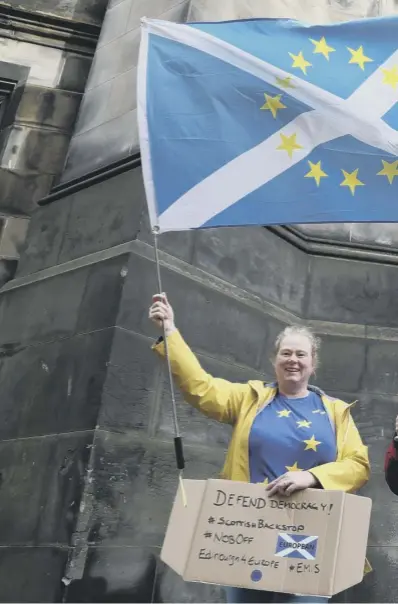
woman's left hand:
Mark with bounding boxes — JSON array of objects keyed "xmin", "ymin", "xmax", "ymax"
[{"xmin": 266, "ymin": 471, "xmax": 318, "ymax": 497}]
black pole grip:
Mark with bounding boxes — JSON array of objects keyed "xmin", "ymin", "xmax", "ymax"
[{"xmin": 174, "ymin": 436, "xmax": 185, "ymax": 470}]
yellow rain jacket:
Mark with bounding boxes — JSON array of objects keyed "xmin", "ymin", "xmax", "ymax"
[
  {"xmin": 153, "ymin": 329, "xmax": 371, "ymax": 572},
  {"xmin": 153, "ymin": 330, "xmax": 369, "ymax": 489}
]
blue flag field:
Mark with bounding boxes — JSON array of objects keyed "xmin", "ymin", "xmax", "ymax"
[{"xmin": 137, "ymin": 16, "xmax": 398, "ymax": 233}]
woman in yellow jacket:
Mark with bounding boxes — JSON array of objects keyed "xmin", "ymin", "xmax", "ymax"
[{"xmin": 149, "ymin": 294, "xmax": 370, "ymax": 604}]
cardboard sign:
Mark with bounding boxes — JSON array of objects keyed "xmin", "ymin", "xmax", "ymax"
[{"xmin": 161, "ymin": 479, "xmax": 371, "ymax": 597}]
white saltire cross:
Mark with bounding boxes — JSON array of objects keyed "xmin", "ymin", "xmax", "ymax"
[
  {"xmin": 138, "ymin": 19, "xmax": 398, "ymax": 232},
  {"xmin": 275, "ymin": 533, "xmax": 318, "ymax": 560}
]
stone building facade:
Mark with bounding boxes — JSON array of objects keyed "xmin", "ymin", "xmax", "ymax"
[{"xmin": 1, "ymin": 0, "xmax": 398, "ymax": 602}]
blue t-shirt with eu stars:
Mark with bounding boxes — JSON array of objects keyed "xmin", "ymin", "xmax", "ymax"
[{"xmin": 249, "ymin": 391, "xmax": 337, "ymax": 484}]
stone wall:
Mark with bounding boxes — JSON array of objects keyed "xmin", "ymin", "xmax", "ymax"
[
  {"xmin": 61, "ymin": 0, "xmax": 191, "ymax": 181},
  {"xmin": 0, "ymin": 0, "xmax": 105, "ymax": 282},
  {"xmin": 0, "ymin": 0, "xmax": 105, "ymax": 215}
]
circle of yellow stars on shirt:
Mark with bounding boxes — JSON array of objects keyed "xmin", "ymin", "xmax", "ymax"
[
  {"xmin": 277, "ymin": 409, "xmax": 292, "ymax": 418},
  {"xmin": 277, "ymin": 407, "xmax": 324, "ymax": 473},
  {"xmin": 286, "ymin": 461, "xmax": 302, "ymax": 472},
  {"xmin": 303, "ymin": 435, "xmax": 322, "ymax": 451},
  {"xmin": 297, "ymin": 419, "xmax": 312, "ymax": 429},
  {"xmin": 257, "ymin": 37, "xmax": 398, "ymax": 194}
]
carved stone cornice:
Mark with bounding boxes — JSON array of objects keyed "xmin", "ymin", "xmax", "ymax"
[
  {"xmin": 41, "ymin": 153, "xmax": 398, "ymax": 265},
  {"xmin": 0, "ymin": 4, "xmax": 100, "ymax": 56}
]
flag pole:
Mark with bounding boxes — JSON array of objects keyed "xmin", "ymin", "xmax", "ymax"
[{"xmin": 153, "ymin": 227, "xmax": 187, "ymax": 505}]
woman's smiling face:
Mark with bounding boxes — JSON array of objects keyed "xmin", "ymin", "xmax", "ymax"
[{"xmin": 273, "ymin": 333, "xmax": 315, "ymax": 390}]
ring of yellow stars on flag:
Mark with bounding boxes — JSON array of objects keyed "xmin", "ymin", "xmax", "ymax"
[
  {"xmin": 378, "ymin": 160, "xmax": 398, "ymax": 184},
  {"xmin": 305, "ymin": 161, "xmax": 328, "ymax": 186},
  {"xmin": 260, "ymin": 93, "xmax": 286, "ymax": 118},
  {"xmin": 277, "ymin": 133, "xmax": 303, "ymax": 159},
  {"xmin": 310, "ymin": 37, "xmax": 335, "ymax": 60},
  {"xmin": 340, "ymin": 169, "xmax": 364, "ymax": 195},
  {"xmin": 347, "ymin": 45, "xmax": 373, "ymax": 70},
  {"xmin": 276, "ymin": 75, "xmax": 295, "ymax": 89},
  {"xmin": 289, "ymin": 51, "xmax": 312, "ymax": 75},
  {"xmin": 258, "ymin": 41, "xmax": 398, "ymax": 192},
  {"xmin": 382, "ymin": 66, "xmax": 398, "ymax": 89}
]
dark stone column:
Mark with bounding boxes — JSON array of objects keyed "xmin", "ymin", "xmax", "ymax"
[
  {"xmin": 0, "ymin": 0, "xmax": 103, "ymax": 286},
  {"xmin": 0, "ymin": 194, "xmax": 131, "ymax": 600}
]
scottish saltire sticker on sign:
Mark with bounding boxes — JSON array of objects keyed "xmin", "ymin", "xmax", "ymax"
[
  {"xmin": 275, "ymin": 533, "xmax": 319, "ymax": 560},
  {"xmin": 137, "ymin": 16, "xmax": 398, "ymax": 233}
]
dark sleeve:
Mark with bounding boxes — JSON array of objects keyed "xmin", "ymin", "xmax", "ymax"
[{"xmin": 385, "ymin": 438, "xmax": 398, "ymax": 495}]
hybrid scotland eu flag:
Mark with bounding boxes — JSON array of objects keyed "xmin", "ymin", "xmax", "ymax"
[{"xmin": 137, "ymin": 16, "xmax": 398, "ymax": 233}]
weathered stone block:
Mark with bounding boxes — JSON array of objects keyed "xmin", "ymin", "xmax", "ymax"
[
  {"xmin": 350, "ymin": 391, "xmax": 397, "ymax": 472},
  {"xmin": 154, "ymin": 559, "xmax": 226, "ymax": 603},
  {"xmin": 59, "ymin": 54, "xmax": 92, "ymax": 93},
  {"xmin": 359, "ymin": 472, "xmax": 398, "ymax": 547},
  {"xmin": 0, "ymin": 329, "xmax": 113, "ymax": 440},
  {"xmin": 61, "ymin": 0, "xmax": 191, "ymax": 182},
  {"xmin": 313, "ymin": 335, "xmax": 366, "ymax": 394},
  {"xmin": 0, "ymin": 125, "xmax": 70, "ymax": 175},
  {"xmin": 115, "ymin": 27, "xmax": 141, "ymax": 75},
  {"xmin": 73, "ymin": 81, "xmax": 113, "ymax": 136},
  {"xmin": 106, "ymin": 67, "xmax": 137, "ymax": 122},
  {"xmin": 61, "ymin": 110, "xmax": 138, "ymax": 182},
  {"xmin": 99, "ymin": 329, "xmax": 161, "ymax": 433},
  {"xmin": 0, "ymin": 256, "xmax": 126, "ymax": 347},
  {"xmin": 307, "ymin": 256, "xmax": 398, "ymax": 326},
  {"xmin": 0, "ymin": 39, "xmax": 63, "ymax": 88},
  {"xmin": 88, "ymin": 433, "xmax": 225, "ymax": 547},
  {"xmin": 0, "ymin": 267, "xmax": 89, "ymax": 348},
  {"xmin": 16, "ymin": 198, "xmax": 70, "ymax": 276},
  {"xmin": 85, "ymin": 36, "xmax": 125, "ymax": 90},
  {"xmin": 0, "ymin": 546, "xmax": 68, "ymax": 603},
  {"xmin": 363, "ymin": 339, "xmax": 398, "ymax": 395},
  {"xmin": 127, "ymin": 0, "xmax": 190, "ymax": 33},
  {"xmin": 74, "ymin": 0, "xmax": 109, "ymax": 25},
  {"xmin": 118, "ymin": 252, "xmax": 276, "ymax": 369},
  {"xmin": 3, "ymin": 0, "xmax": 107, "ymax": 25},
  {"xmin": 15, "ymin": 86, "xmax": 81, "ymax": 131},
  {"xmin": 0, "ymin": 168, "xmax": 53, "ymax": 215},
  {"xmin": 97, "ymin": 0, "xmax": 131, "ymax": 48},
  {"xmin": 346, "ymin": 546, "xmax": 398, "ymax": 603},
  {"xmin": 65, "ymin": 545, "xmax": 158, "ymax": 602},
  {"xmin": 324, "ymin": 389, "xmax": 396, "ymax": 473},
  {"xmin": 0, "ymin": 259, "xmax": 17, "ymax": 287},
  {"xmin": 0, "ymin": 216, "xmax": 30, "ymax": 259},
  {"xmin": 76, "ymin": 255, "xmax": 129, "ymax": 333},
  {"xmin": 193, "ymin": 227, "xmax": 308, "ymax": 316},
  {"xmin": 0, "ymin": 432, "xmax": 91, "ymax": 546},
  {"xmin": 59, "ymin": 170, "xmax": 144, "ymax": 264},
  {"xmin": 19, "ymin": 169, "xmax": 145, "ymax": 274}
]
